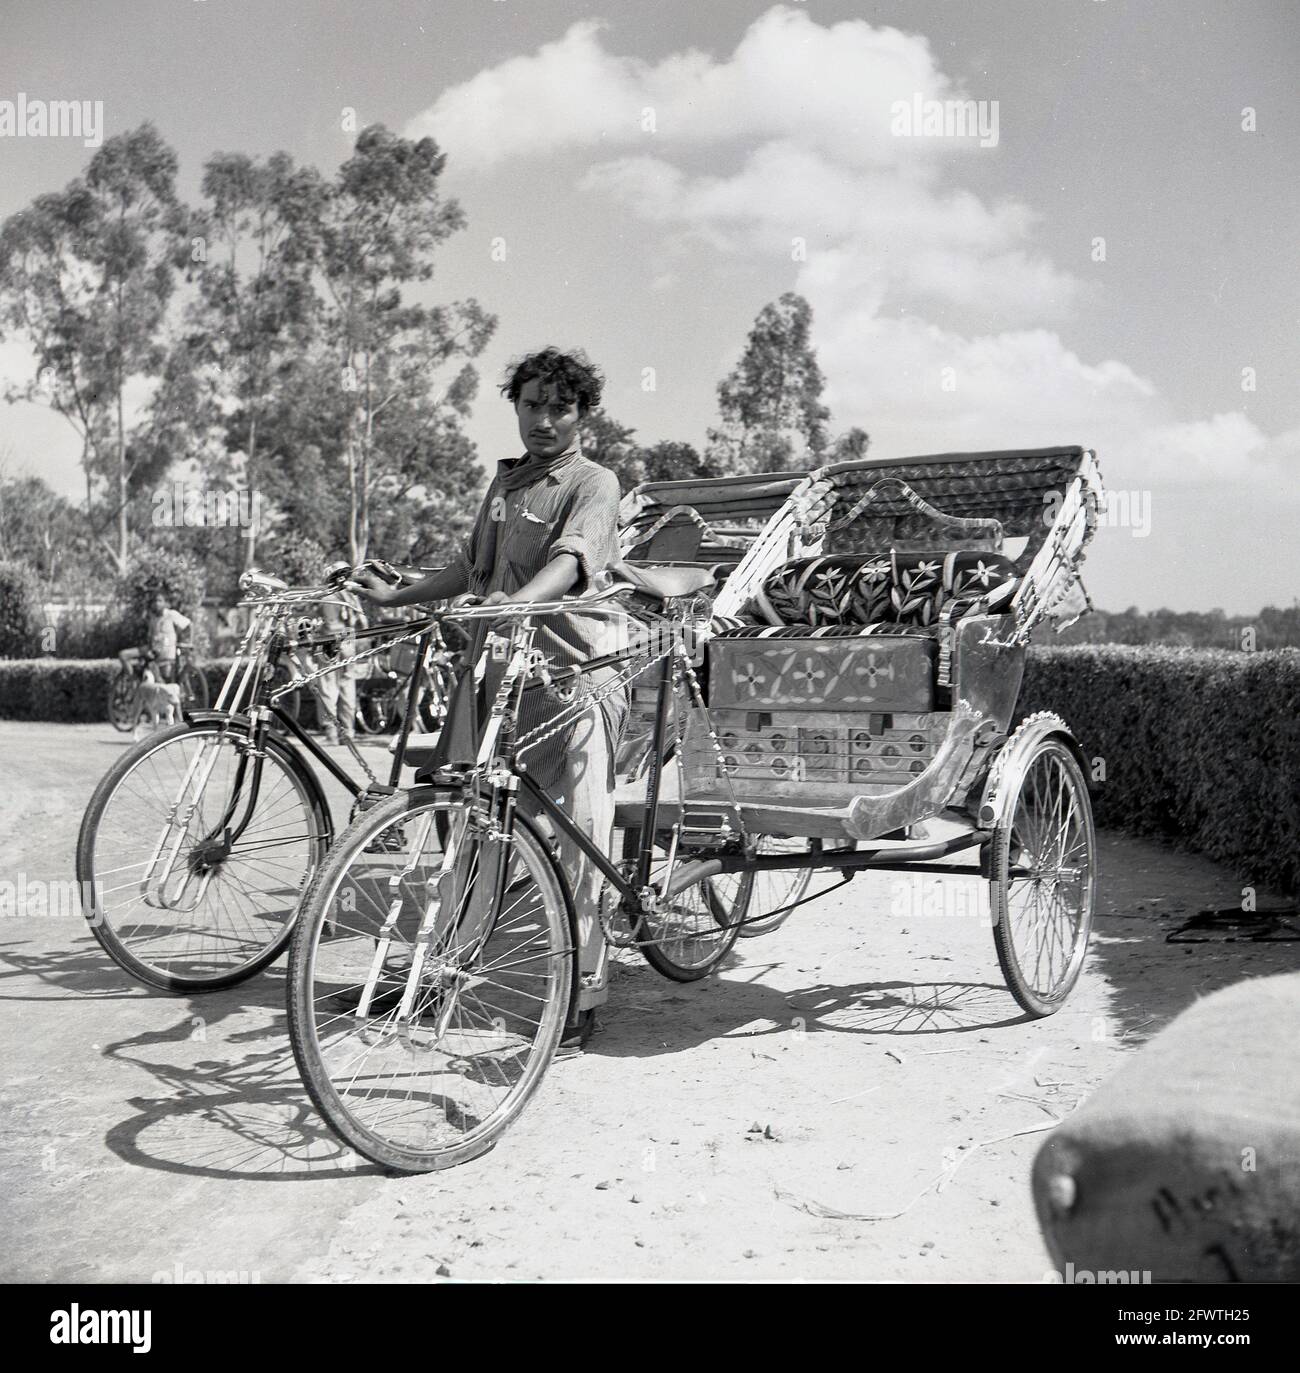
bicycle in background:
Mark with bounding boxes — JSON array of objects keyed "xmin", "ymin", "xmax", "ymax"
[{"xmin": 108, "ymin": 640, "xmax": 210, "ymax": 732}]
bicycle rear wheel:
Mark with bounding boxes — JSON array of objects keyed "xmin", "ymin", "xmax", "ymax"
[
  {"xmin": 76, "ymin": 721, "xmax": 329, "ymax": 990},
  {"xmin": 107, "ymin": 667, "xmax": 139, "ymax": 732},
  {"xmin": 288, "ymin": 788, "xmax": 573, "ymax": 1173},
  {"xmin": 619, "ymin": 829, "xmax": 751, "ymax": 981},
  {"xmin": 737, "ymin": 837, "xmax": 815, "ymax": 938},
  {"xmin": 357, "ymin": 684, "xmax": 400, "ymax": 734}
]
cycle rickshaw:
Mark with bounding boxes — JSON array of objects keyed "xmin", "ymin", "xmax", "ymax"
[{"xmin": 284, "ymin": 445, "xmax": 1104, "ymax": 1172}]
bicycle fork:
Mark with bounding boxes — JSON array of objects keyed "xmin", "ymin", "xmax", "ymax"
[{"xmin": 139, "ymin": 729, "xmax": 267, "ymax": 912}]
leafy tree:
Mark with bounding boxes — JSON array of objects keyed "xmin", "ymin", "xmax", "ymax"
[
  {"xmin": 317, "ymin": 126, "xmax": 494, "ymax": 562},
  {"xmin": 578, "ymin": 411, "xmax": 642, "ymax": 492},
  {"xmin": 826, "ymin": 426, "xmax": 871, "ymax": 464},
  {"xmin": 639, "ymin": 440, "xmax": 716, "ymax": 485},
  {"xmin": 0, "ymin": 124, "xmax": 188, "ymax": 573},
  {"xmin": 0, "ymin": 559, "xmax": 44, "ymax": 657},
  {"xmin": 187, "ymin": 151, "xmax": 325, "ymax": 570},
  {"xmin": 706, "ymin": 292, "xmax": 831, "ymax": 474},
  {"xmin": 115, "ymin": 546, "xmax": 205, "ymax": 646},
  {"xmin": 0, "ymin": 472, "xmax": 91, "ymax": 583},
  {"xmin": 264, "ymin": 530, "xmax": 329, "ymax": 584}
]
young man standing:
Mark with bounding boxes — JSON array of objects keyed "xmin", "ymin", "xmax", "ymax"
[{"xmin": 350, "ymin": 347, "xmax": 625, "ymax": 1052}]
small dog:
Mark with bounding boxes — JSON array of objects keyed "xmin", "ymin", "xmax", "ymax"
[{"xmin": 133, "ymin": 667, "xmax": 184, "ymax": 737}]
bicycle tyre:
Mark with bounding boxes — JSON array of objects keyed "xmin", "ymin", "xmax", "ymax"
[
  {"xmin": 178, "ymin": 663, "xmax": 210, "ymax": 713},
  {"xmin": 988, "ymin": 734, "xmax": 1096, "ymax": 1017},
  {"xmin": 357, "ymin": 685, "xmax": 399, "ymax": 735},
  {"xmin": 737, "ymin": 836, "xmax": 815, "ymax": 938},
  {"xmin": 288, "ymin": 787, "xmax": 573, "ymax": 1172},
  {"xmin": 76, "ymin": 720, "xmax": 331, "ymax": 990},
  {"xmin": 107, "ymin": 666, "xmax": 139, "ymax": 733},
  {"xmin": 620, "ymin": 828, "xmax": 751, "ymax": 981}
]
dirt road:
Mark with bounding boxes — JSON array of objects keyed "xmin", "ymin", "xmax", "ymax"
[{"xmin": 1, "ymin": 721, "xmax": 1293, "ymax": 1282}]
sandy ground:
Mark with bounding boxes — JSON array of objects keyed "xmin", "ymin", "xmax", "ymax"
[{"xmin": 1, "ymin": 720, "xmax": 1294, "ymax": 1283}]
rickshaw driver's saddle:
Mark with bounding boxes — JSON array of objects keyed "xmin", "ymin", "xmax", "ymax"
[{"xmin": 603, "ymin": 558, "xmax": 716, "ymax": 608}]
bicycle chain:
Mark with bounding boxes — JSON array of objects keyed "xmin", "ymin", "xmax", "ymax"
[{"xmin": 275, "ymin": 624, "xmax": 430, "ymax": 787}]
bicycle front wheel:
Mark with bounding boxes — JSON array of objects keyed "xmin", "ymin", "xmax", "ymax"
[
  {"xmin": 76, "ymin": 721, "xmax": 329, "ymax": 990},
  {"xmin": 288, "ymin": 788, "xmax": 573, "ymax": 1173}
]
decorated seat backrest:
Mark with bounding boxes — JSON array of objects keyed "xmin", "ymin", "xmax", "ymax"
[
  {"xmin": 618, "ymin": 471, "xmax": 805, "ymax": 564},
  {"xmin": 714, "ymin": 446, "xmax": 1103, "ymax": 633},
  {"xmin": 814, "ymin": 449, "xmax": 1087, "ymax": 565}
]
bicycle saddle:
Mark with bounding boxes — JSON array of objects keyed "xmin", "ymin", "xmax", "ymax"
[{"xmin": 604, "ymin": 559, "xmax": 716, "ymax": 603}]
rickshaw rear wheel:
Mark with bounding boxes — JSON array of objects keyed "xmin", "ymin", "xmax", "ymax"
[
  {"xmin": 737, "ymin": 836, "xmax": 815, "ymax": 938},
  {"xmin": 987, "ymin": 733, "xmax": 1096, "ymax": 1018}
]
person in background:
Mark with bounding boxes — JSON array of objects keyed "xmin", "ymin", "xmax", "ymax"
[
  {"xmin": 315, "ymin": 584, "xmax": 366, "ymax": 745},
  {"xmin": 119, "ymin": 593, "xmax": 192, "ymax": 683}
]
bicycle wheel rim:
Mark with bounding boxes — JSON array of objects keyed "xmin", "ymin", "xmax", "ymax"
[
  {"xmin": 78, "ymin": 723, "xmax": 325, "ymax": 988},
  {"xmin": 290, "ymin": 793, "xmax": 571, "ymax": 1172},
  {"xmin": 108, "ymin": 672, "xmax": 137, "ymax": 731},
  {"xmin": 991, "ymin": 741, "xmax": 1095, "ymax": 1015}
]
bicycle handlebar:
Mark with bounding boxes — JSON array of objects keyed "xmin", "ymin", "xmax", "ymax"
[{"xmin": 442, "ymin": 581, "xmax": 647, "ymax": 622}]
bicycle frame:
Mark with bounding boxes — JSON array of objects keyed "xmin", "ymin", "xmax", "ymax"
[{"xmin": 138, "ymin": 580, "xmax": 439, "ymax": 914}]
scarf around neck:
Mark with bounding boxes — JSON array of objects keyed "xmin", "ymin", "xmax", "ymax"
[{"xmin": 471, "ymin": 446, "xmax": 582, "ymax": 581}]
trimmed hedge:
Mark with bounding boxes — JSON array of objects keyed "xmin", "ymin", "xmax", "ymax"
[
  {"xmin": 0, "ymin": 657, "xmax": 324, "ymax": 728},
  {"xmin": 0, "ymin": 658, "xmax": 241, "ymax": 723},
  {"xmin": 1019, "ymin": 646, "xmax": 1300, "ymax": 896},
  {"xmin": 2, "ymin": 645, "xmax": 1295, "ymax": 894}
]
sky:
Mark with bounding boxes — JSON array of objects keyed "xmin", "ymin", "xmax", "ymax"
[{"xmin": 0, "ymin": 0, "xmax": 1297, "ymax": 613}]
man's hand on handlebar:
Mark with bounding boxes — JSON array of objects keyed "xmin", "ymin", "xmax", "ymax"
[{"xmin": 346, "ymin": 566, "xmax": 405, "ymax": 606}]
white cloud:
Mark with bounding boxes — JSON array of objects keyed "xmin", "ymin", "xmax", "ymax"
[
  {"xmin": 411, "ymin": 5, "xmax": 1295, "ymax": 496},
  {"xmin": 584, "ymin": 145, "xmax": 1077, "ymax": 323},
  {"xmin": 407, "ymin": 8, "xmax": 966, "ymax": 173}
]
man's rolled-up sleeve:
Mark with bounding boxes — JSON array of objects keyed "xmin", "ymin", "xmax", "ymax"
[{"xmin": 548, "ymin": 468, "xmax": 621, "ymax": 593}]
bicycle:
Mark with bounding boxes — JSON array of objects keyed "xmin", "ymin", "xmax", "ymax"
[
  {"xmin": 108, "ymin": 641, "xmax": 210, "ymax": 732},
  {"xmin": 285, "ymin": 567, "xmax": 816, "ymax": 1172},
  {"xmin": 78, "ymin": 568, "xmax": 438, "ymax": 991},
  {"xmin": 356, "ymin": 625, "xmax": 459, "ymax": 736}
]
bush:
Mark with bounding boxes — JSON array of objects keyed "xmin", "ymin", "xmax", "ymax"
[
  {"xmin": 1020, "ymin": 646, "xmax": 1300, "ymax": 896},
  {"xmin": 263, "ymin": 532, "xmax": 329, "ymax": 585},
  {"xmin": 116, "ymin": 549, "xmax": 206, "ymax": 648},
  {"xmin": 0, "ymin": 560, "xmax": 45, "ymax": 658},
  {"xmin": 50, "ymin": 603, "xmax": 136, "ymax": 659}
]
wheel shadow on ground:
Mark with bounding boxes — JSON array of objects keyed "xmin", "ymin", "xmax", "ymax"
[
  {"xmin": 0, "ymin": 936, "xmax": 162, "ymax": 1001},
  {"xmin": 96, "ymin": 974, "xmax": 388, "ymax": 1181},
  {"xmin": 1, "ymin": 937, "xmax": 365, "ymax": 1179},
  {"xmin": 593, "ymin": 963, "xmax": 1028, "ymax": 1060}
]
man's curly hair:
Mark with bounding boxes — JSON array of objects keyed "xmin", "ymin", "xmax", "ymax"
[{"xmin": 499, "ymin": 346, "xmax": 604, "ymax": 416}]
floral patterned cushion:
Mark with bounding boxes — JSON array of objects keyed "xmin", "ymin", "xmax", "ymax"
[
  {"xmin": 890, "ymin": 554, "xmax": 945, "ymax": 625},
  {"xmin": 756, "ymin": 552, "xmax": 1018, "ymax": 629}
]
